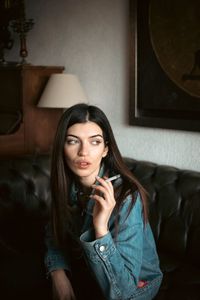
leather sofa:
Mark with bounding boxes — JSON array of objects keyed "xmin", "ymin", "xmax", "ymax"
[{"xmin": 0, "ymin": 154, "xmax": 200, "ymax": 300}]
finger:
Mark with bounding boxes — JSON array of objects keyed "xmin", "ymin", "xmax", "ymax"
[
  {"xmin": 95, "ymin": 175, "xmax": 111, "ymax": 187},
  {"xmin": 92, "ymin": 184, "xmax": 107, "ymax": 193},
  {"xmin": 91, "ymin": 187, "xmax": 106, "ymax": 201},
  {"xmin": 94, "ymin": 176, "xmax": 114, "ymax": 192},
  {"xmin": 91, "ymin": 194, "xmax": 107, "ymax": 207},
  {"xmin": 92, "ymin": 184, "xmax": 113, "ymax": 201},
  {"xmin": 92, "ymin": 193, "xmax": 115, "ymax": 210}
]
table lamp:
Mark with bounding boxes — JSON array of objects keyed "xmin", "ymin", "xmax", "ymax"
[{"xmin": 38, "ymin": 73, "xmax": 87, "ymax": 108}]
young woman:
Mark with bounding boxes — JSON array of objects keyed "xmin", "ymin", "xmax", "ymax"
[{"xmin": 45, "ymin": 103, "xmax": 162, "ymax": 300}]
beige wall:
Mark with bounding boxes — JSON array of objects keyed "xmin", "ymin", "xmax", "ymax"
[{"xmin": 7, "ymin": 0, "xmax": 200, "ymax": 171}]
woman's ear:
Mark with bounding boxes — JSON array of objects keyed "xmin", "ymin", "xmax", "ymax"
[{"xmin": 102, "ymin": 145, "xmax": 109, "ymax": 158}]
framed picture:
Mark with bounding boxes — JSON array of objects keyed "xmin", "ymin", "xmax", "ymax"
[{"xmin": 129, "ymin": 0, "xmax": 200, "ymax": 132}]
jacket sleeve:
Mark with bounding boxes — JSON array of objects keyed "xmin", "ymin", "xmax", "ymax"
[
  {"xmin": 79, "ymin": 193, "xmax": 145, "ymax": 300},
  {"xmin": 44, "ymin": 223, "xmax": 70, "ymax": 275}
]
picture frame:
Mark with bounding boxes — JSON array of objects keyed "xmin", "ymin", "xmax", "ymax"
[{"xmin": 129, "ymin": 0, "xmax": 200, "ymax": 132}]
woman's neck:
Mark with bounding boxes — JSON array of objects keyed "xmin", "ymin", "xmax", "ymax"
[{"xmin": 75, "ymin": 169, "xmax": 101, "ymax": 190}]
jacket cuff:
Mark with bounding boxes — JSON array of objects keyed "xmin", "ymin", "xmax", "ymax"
[
  {"xmin": 80, "ymin": 229, "xmax": 116, "ymax": 260},
  {"xmin": 45, "ymin": 254, "xmax": 70, "ymax": 274}
]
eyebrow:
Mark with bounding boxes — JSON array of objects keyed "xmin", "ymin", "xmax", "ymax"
[{"xmin": 66, "ymin": 134, "xmax": 104, "ymax": 139}]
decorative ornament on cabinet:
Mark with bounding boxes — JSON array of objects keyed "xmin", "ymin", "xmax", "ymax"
[{"xmin": 0, "ymin": 0, "xmax": 34, "ymax": 65}]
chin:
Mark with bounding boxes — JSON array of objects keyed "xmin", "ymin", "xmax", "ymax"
[{"xmin": 73, "ymin": 168, "xmax": 92, "ymax": 177}]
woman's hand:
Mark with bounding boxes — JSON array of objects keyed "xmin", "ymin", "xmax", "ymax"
[
  {"xmin": 91, "ymin": 176, "xmax": 116, "ymax": 239},
  {"xmin": 51, "ymin": 269, "xmax": 76, "ymax": 300}
]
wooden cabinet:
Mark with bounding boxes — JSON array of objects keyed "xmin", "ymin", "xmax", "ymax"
[{"xmin": 0, "ymin": 65, "xmax": 64, "ymax": 156}]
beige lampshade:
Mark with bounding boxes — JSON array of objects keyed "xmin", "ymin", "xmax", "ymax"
[{"xmin": 38, "ymin": 74, "xmax": 87, "ymax": 108}]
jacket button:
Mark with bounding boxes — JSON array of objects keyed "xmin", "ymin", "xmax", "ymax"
[{"xmin": 99, "ymin": 245, "xmax": 106, "ymax": 252}]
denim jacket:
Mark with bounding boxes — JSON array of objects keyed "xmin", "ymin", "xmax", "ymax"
[{"xmin": 45, "ymin": 182, "xmax": 162, "ymax": 300}]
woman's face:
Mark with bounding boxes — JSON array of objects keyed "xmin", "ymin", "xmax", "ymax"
[{"xmin": 64, "ymin": 121, "xmax": 108, "ymax": 187}]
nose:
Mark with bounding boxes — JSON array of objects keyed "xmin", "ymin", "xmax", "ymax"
[{"xmin": 78, "ymin": 141, "xmax": 89, "ymax": 156}]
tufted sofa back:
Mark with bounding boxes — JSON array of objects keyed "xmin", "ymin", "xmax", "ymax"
[
  {"xmin": 0, "ymin": 155, "xmax": 200, "ymax": 299},
  {"xmin": 0, "ymin": 155, "xmax": 51, "ymax": 253},
  {"xmin": 125, "ymin": 158, "xmax": 200, "ymax": 263},
  {"xmin": 0, "ymin": 155, "xmax": 52, "ymax": 300}
]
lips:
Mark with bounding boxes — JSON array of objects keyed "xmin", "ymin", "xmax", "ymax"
[{"xmin": 76, "ymin": 160, "xmax": 91, "ymax": 169}]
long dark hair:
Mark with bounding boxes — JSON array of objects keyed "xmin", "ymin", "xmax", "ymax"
[{"xmin": 50, "ymin": 103, "xmax": 147, "ymax": 245}]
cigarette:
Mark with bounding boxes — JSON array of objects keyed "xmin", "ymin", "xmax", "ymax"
[
  {"xmin": 105, "ymin": 174, "xmax": 121, "ymax": 182},
  {"xmin": 92, "ymin": 174, "xmax": 121, "ymax": 195}
]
